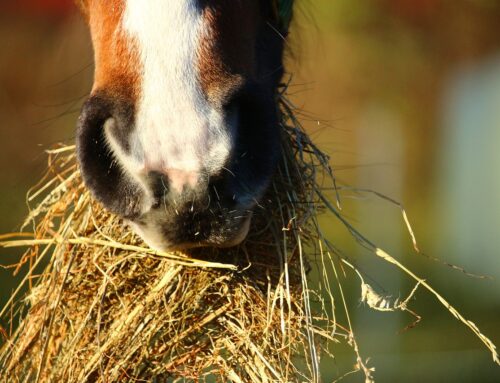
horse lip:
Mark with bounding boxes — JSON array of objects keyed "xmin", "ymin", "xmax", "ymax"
[
  {"xmin": 127, "ymin": 210, "xmax": 254, "ymax": 252},
  {"xmin": 212, "ymin": 212, "xmax": 253, "ymax": 248},
  {"xmin": 178, "ymin": 211, "xmax": 254, "ymax": 250}
]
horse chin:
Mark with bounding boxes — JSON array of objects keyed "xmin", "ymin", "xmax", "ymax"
[
  {"xmin": 211, "ymin": 213, "xmax": 252, "ymax": 249},
  {"xmin": 127, "ymin": 211, "xmax": 253, "ymax": 253}
]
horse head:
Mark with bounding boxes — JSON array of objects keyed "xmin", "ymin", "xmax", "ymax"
[{"xmin": 76, "ymin": 0, "xmax": 290, "ymax": 250}]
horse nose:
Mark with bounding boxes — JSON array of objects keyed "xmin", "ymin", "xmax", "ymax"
[
  {"xmin": 77, "ymin": 95, "xmax": 145, "ymax": 219},
  {"xmin": 147, "ymin": 169, "xmax": 201, "ymax": 198},
  {"xmin": 165, "ymin": 169, "xmax": 200, "ymax": 194}
]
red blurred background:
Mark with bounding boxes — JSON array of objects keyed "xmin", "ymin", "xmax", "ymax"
[{"xmin": 0, "ymin": 0, "xmax": 73, "ymax": 18}]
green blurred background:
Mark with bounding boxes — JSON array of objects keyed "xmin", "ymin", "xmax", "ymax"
[{"xmin": 0, "ymin": 0, "xmax": 499, "ymax": 381}]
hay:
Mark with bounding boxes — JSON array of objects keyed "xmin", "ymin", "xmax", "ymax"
[
  {"xmin": 0, "ymin": 96, "xmax": 338, "ymax": 382},
  {"xmin": 0, "ymin": 95, "xmax": 498, "ymax": 383}
]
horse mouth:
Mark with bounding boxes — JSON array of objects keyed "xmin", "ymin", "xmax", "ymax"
[
  {"xmin": 209, "ymin": 213, "xmax": 252, "ymax": 248},
  {"xmin": 127, "ymin": 209, "xmax": 254, "ymax": 252}
]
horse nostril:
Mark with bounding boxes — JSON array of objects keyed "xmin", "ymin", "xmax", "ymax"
[
  {"xmin": 76, "ymin": 95, "xmax": 144, "ymax": 219},
  {"xmin": 147, "ymin": 171, "xmax": 169, "ymax": 207}
]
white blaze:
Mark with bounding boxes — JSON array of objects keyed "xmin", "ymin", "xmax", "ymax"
[{"xmin": 119, "ymin": 0, "xmax": 232, "ymax": 182}]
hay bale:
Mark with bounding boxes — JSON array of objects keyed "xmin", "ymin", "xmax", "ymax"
[
  {"xmin": 0, "ymin": 100, "xmax": 339, "ymax": 382},
  {"xmin": 1, "ymin": 97, "xmax": 498, "ymax": 383}
]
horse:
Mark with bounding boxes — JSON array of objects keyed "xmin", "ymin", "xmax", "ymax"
[{"xmin": 75, "ymin": 1, "xmax": 293, "ymax": 251}]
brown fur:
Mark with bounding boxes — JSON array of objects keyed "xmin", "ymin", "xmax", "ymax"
[
  {"xmin": 198, "ymin": 1, "xmax": 260, "ymax": 105},
  {"xmin": 82, "ymin": 0, "xmax": 140, "ymax": 102},
  {"xmin": 79, "ymin": 0, "xmax": 262, "ymax": 107}
]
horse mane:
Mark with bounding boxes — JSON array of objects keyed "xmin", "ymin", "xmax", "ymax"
[{"xmin": 276, "ymin": 0, "xmax": 294, "ymax": 31}]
